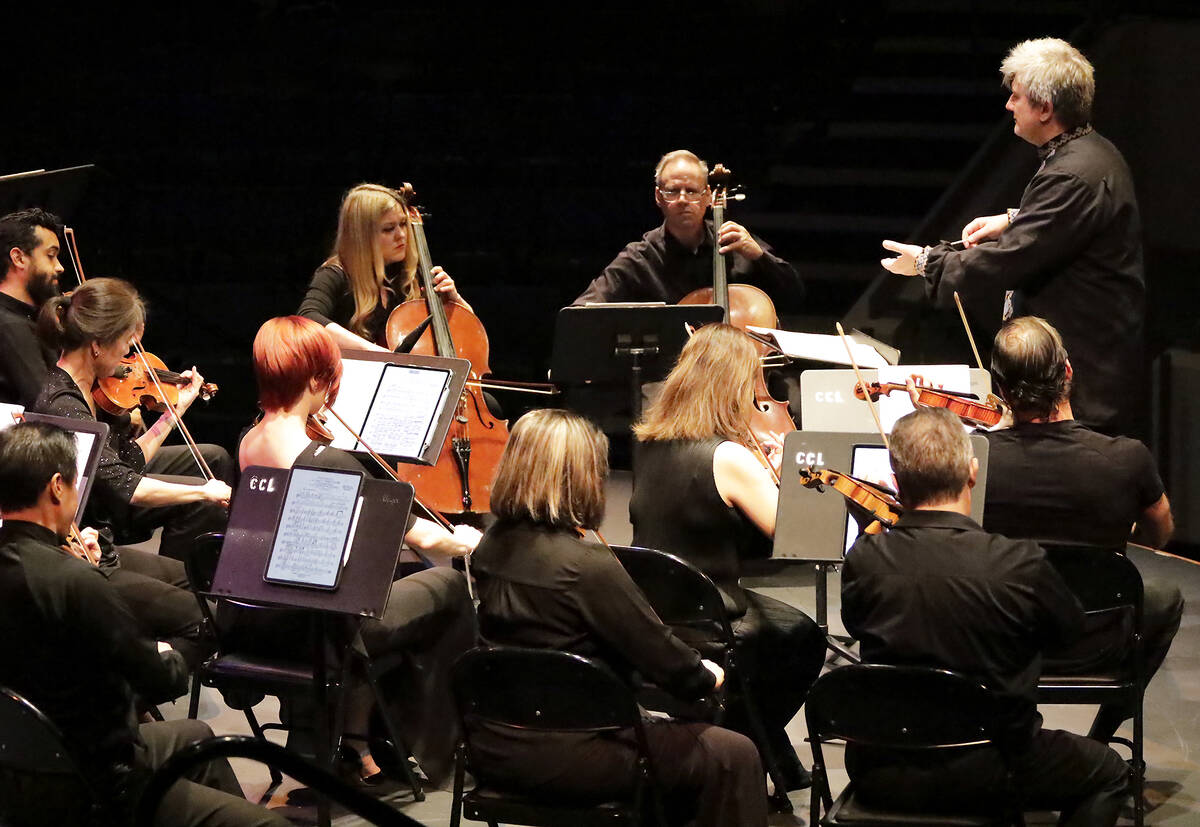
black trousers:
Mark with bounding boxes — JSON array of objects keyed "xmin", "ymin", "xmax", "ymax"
[
  {"xmin": 104, "ymin": 547, "xmax": 207, "ymax": 669},
  {"xmin": 470, "ymin": 718, "xmax": 768, "ymax": 827},
  {"xmin": 847, "ymin": 725, "xmax": 1129, "ymax": 826},
  {"xmin": 122, "ymin": 443, "xmax": 234, "ymax": 561},
  {"xmin": 136, "ymin": 719, "xmax": 289, "ymax": 827},
  {"xmin": 728, "ymin": 591, "xmax": 827, "ymax": 781}
]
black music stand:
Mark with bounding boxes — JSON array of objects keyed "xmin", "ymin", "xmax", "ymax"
[
  {"xmin": 0, "ymin": 165, "xmax": 96, "ymax": 217},
  {"xmin": 551, "ymin": 304, "xmax": 724, "ymax": 428},
  {"xmin": 211, "ymin": 465, "xmax": 413, "ymax": 827}
]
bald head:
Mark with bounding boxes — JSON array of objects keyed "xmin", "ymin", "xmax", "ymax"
[{"xmin": 990, "ymin": 316, "xmax": 1070, "ymax": 421}]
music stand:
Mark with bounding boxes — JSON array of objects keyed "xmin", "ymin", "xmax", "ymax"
[
  {"xmin": 551, "ymin": 304, "xmax": 724, "ymax": 426},
  {"xmin": 773, "ymin": 430, "xmax": 991, "ymax": 659},
  {"xmin": 7, "ymin": 411, "xmax": 109, "ymax": 526},
  {"xmin": 211, "ymin": 465, "xmax": 413, "ymax": 826},
  {"xmin": 327, "ymin": 350, "xmax": 470, "ymax": 467},
  {"xmin": 0, "ymin": 165, "xmax": 96, "ymax": 217}
]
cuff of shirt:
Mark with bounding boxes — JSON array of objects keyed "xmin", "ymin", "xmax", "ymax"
[{"xmin": 916, "ymin": 245, "xmax": 932, "ymax": 277}]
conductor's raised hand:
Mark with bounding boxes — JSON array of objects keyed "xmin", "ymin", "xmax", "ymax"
[
  {"xmin": 880, "ymin": 240, "xmax": 924, "ymax": 276},
  {"xmin": 960, "ymin": 213, "xmax": 1009, "ymax": 248},
  {"xmin": 717, "ymin": 221, "xmax": 764, "ymax": 260}
]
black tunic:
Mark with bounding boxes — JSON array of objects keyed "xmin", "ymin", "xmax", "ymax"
[
  {"xmin": 982, "ymin": 420, "xmax": 1163, "ymax": 547},
  {"xmin": 629, "ymin": 438, "xmax": 767, "ymax": 617},
  {"xmin": 922, "ymin": 129, "xmax": 1144, "ymax": 435},
  {"xmin": 0, "ymin": 291, "xmax": 55, "ymax": 407},
  {"xmin": 297, "ymin": 262, "xmax": 410, "ymax": 345},
  {"xmin": 574, "ymin": 220, "xmax": 804, "ymax": 307}
]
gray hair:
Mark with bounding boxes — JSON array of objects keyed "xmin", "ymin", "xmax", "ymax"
[
  {"xmin": 1000, "ymin": 37, "xmax": 1094, "ymax": 130},
  {"xmin": 889, "ymin": 407, "xmax": 974, "ymax": 508},
  {"xmin": 653, "ymin": 149, "xmax": 708, "ymax": 187}
]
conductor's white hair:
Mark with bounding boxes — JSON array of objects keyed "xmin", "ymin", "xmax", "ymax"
[{"xmin": 1000, "ymin": 38, "xmax": 1094, "ymax": 129}]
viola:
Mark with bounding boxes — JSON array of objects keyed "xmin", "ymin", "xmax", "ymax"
[
  {"xmin": 797, "ymin": 466, "xmax": 903, "ymax": 535},
  {"xmin": 93, "ymin": 352, "xmax": 218, "ymax": 417},
  {"xmin": 382, "ymin": 184, "xmax": 509, "ymax": 514},
  {"xmin": 676, "ymin": 163, "xmax": 795, "ymax": 445},
  {"xmin": 854, "ymin": 381, "xmax": 1005, "ymax": 428}
]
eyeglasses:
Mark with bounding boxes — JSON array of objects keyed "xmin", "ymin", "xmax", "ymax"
[{"xmin": 657, "ymin": 187, "xmax": 708, "ymax": 203}]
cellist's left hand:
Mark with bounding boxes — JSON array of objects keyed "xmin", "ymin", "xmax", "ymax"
[
  {"xmin": 175, "ymin": 367, "xmax": 204, "ymax": 415},
  {"xmin": 430, "ymin": 266, "xmax": 463, "ymax": 304}
]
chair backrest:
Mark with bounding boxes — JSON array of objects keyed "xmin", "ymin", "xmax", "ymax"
[
  {"xmin": 452, "ymin": 646, "xmax": 639, "ymax": 732},
  {"xmin": 610, "ymin": 545, "xmax": 731, "ymax": 638},
  {"xmin": 805, "ymin": 664, "xmax": 1000, "ymax": 750},
  {"xmin": 0, "ymin": 686, "xmax": 95, "ymax": 825},
  {"xmin": 1037, "ymin": 541, "xmax": 1143, "ymax": 622},
  {"xmin": 0, "ymin": 687, "xmax": 83, "ymax": 775},
  {"xmin": 185, "ymin": 531, "xmax": 224, "ymax": 593}
]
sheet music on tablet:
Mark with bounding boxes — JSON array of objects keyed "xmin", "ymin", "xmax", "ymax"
[
  {"xmin": 265, "ymin": 468, "xmax": 363, "ymax": 590},
  {"xmin": 358, "ymin": 363, "xmax": 452, "ymax": 459}
]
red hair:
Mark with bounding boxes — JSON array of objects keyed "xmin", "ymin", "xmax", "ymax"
[{"xmin": 253, "ymin": 316, "xmax": 342, "ymax": 412}]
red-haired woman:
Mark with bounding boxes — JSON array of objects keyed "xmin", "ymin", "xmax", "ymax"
[{"xmin": 238, "ymin": 315, "xmax": 478, "ymax": 784}]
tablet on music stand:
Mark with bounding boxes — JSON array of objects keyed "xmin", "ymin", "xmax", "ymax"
[
  {"xmin": 17, "ymin": 412, "xmax": 109, "ymax": 526},
  {"xmin": 325, "ymin": 351, "xmax": 470, "ymax": 466},
  {"xmin": 263, "ymin": 466, "xmax": 364, "ymax": 591}
]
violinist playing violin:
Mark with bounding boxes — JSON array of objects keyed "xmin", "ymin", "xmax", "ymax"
[
  {"xmin": 298, "ymin": 183, "xmax": 472, "ymax": 352},
  {"xmin": 32, "ymin": 278, "xmax": 234, "ymax": 564},
  {"xmin": 979, "ymin": 315, "xmax": 1181, "ymax": 745},
  {"xmin": 573, "ymin": 150, "xmax": 804, "ymax": 307},
  {"xmin": 630, "ymin": 323, "xmax": 825, "ymax": 797}
]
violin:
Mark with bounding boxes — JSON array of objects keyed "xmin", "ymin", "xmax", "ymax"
[
  {"xmin": 305, "ymin": 408, "xmax": 336, "ymax": 444},
  {"xmin": 854, "ymin": 381, "xmax": 1005, "ymax": 428},
  {"xmin": 382, "ymin": 184, "xmax": 509, "ymax": 514},
  {"xmin": 798, "ymin": 466, "xmax": 903, "ymax": 535},
  {"xmin": 63, "ymin": 524, "xmax": 101, "ymax": 566},
  {"xmin": 93, "ymin": 353, "xmax": 218, "ymax": 417},
  {"xmin": 676, "ymin": 164, "xmax": 795, "ymax": 447}
]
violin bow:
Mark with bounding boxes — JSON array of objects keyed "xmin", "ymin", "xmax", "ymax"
[
  {"xmin": 837, "ymin": 322, "xmax": 889, "ymax": 450},
  {"xmin": 130, "ymin": 341, "xmax": 216, "ymax": 480},
  {"xmin": 953, "ymin": 291, "xmax": 985, "ymax": 372}
]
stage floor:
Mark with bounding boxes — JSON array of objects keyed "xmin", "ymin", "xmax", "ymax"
[{"xmin": 170, "ymin": 472, "xmax": 1200, "ymax": 824}]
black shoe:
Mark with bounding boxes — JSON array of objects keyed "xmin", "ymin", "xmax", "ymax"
[{"xmin": 768, "ymin": 789, "xmax": 794, "ymax": 813}]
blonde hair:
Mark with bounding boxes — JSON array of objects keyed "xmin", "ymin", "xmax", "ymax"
[
  {"xmin": 491, "ymin": 409, "xmax": 608, "ymax": 530},
  {"xmin": 634, "ymin": 323, "xmax": 757, "ymax": 446},
  {"xmin": 1000, "ymin": 38, "xmax": 1094, "ymax": 130},
  {"xmin": 653, "ymin": 149, "xmax": 708, "ymax": 187},
  {"xmin": 323, "ymin": 183, "xmax": 419, "ymax": 339}
]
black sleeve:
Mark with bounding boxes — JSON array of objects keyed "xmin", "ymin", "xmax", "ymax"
[
  {"xmin": 0, "ymin": 322, "xmax": 52, "ymax": 408},
  {"xmin": 298, "ymin": 265, "xmax": 350, "ymax": 328},
  {"xmin": 36, "ymin": 387, "xmax": 142, "ymax": 508},
  {"xmin": 572, "ymin": 244, "xmax": 650, "ymax": 305},
  {"xmin": 65, "ymin": 565, "xmax": 189, "ymax": 703},
  {"xmin": 576, "ymin": 550, "xmax": 716, "ymax": 701},
  {"xmin": 923, "ymin": 171, "xmax": 1099, "ymax": 310},
  {"xmin": 735, "ymin": 231, "xmax": 805, "ymax": 306},
  {"xmin": 1127, "ymin": 439, "xmax": 1165, "ymax": 510}
]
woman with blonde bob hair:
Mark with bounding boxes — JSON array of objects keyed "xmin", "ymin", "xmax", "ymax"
[
  {"xmin": 298, "ymin": 183, "xmax": 472, "ymax": 352},
  {"xmin": 471, "ymin": 408, "xmax": 768, "ymax": 827},
  {"xmin": 631, "ymin": 323, "xmax": 825, "ymax": 796}
]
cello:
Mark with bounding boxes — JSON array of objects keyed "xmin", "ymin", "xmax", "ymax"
[
  {"xmin": 677, "ymin": 164, "xmax": 795, "ymax": 447},
  {"xmin": 383, "ymin": 185, "xmax": 508, "ymax": 515}
]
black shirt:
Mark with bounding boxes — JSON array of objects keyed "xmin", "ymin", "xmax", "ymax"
[
  {"xmin": 982, "ymin": 420, "xmax": 1163, "ymax": 547},
  {"xmin": 0, "ymin": 291, "xmax": 56, "ymax": 407},
  {"xmin": 472, "ymin": 520, "xmax": 716, "ymax": 702},
  {"xmin": 842, "ymin": 509, "xmax": 1085, "ymax": 745},
  {"xmin": 34, "ymin": 367, "xmax": 144, "ymax": 561},
  {"xmin": 573, "ymin": 220, "xmax": 804, "ymax": 307},
  {"xmin": 923, "ymin": 130, "xmax": 1144, "ymax": 435},
  {"xmin": 629, "ymin": 438, "xmax": 770, "ymax": 618},
  {"xmin": 298, "ymin": 262, "xmax": 410, "ymax": 345},
  {"xmin": 0, "ymin": 521, "xmax": 188, "ymax": 790}
]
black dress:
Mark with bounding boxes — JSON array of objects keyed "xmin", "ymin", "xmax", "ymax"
[
  {"xmin": 629, "ymin": 438, "xmax": 826, "ymax": 784},
  {"xmin": 298, "ymin": 262, "xmax": 409, "ymax": 345},
  {"xmin": 471, "ymin": 519, "xmax": 767, "ymax": 827}
]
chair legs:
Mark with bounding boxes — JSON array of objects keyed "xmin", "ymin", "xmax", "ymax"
[
  {"xmin": 449, "ymin": 742, "xmax": 465, "ymax": 827},
  {"xmin": 187, "ymin": 674, "xmax": 202, "ymax": 719},
  {"xmin": 242, "ymin": 705, "xmax": 285, "ymax": 795},
  {"xmin": 363, "ymin": 665, "xmax": 425, "ymax": 802}
]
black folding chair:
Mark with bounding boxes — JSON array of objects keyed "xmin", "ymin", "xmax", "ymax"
[
  {"xmin": 1037, "ymin": 541, "xmax": 1144, "ymax": 825},
  {"xmin": 610, "ymin": 544, "xmax": 789, "ymax": 802},
  {"xmin": 133, "ymin": 734, "xmax": 425, "ymax": 827},
  {"xmin": 0, "ymin": 686, "xmax": 97, "ymax": 827},
  {"xmin": 805, "ymin": 664, "xmax": 1025, "ymax": 826},
  {"xmin": 449, "ymin": 646, "xmax": 667, "ymax": 827},
  {"xmin": 182, "ymin": 532, "xmax": 424, "ymax": 804}
]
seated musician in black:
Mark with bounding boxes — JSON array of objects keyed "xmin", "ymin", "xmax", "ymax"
[
  {"xmin": 982, "ymin": 315, "xmax": 1183, "ymax": 742},
  {"xmin": 573, "ymin": 149, "xmax": 804, "ymax": 307},
  {"xmin": 0, "ymin": 208, "xmax": 63, "ymax": 407},
  {"xmin": 0, "ymin": 421, "xmax": 287, "ymax": 827},
  {"xmin": 842, "ymin": 407, "xmax": 1129, "ymax": 825},
  {"xmin": 298, "ymin": 182, "xmax": 472, "ymax": 353},
  {"xmin": 238, "ymin": 315, "xmax": 480, "ymax": 785},
  {"xmin": 472, "ymin": 408, "xmax": 767, "ymax": 827}
]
